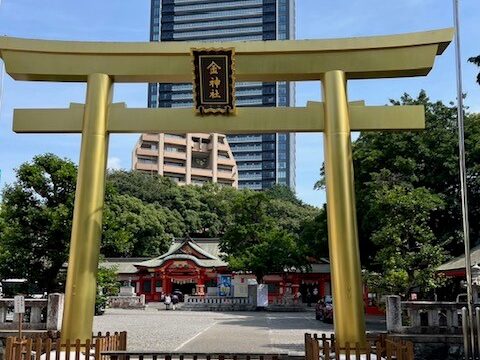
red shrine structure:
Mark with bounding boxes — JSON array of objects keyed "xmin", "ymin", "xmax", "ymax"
[{"xmin": 103, "ymin": 237, "xmax": 332, "ymax": 303}]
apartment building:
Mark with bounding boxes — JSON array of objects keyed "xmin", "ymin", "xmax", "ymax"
[{"xmin": 132, "ymin": 132, "xmax": 238, "ymax": 187}]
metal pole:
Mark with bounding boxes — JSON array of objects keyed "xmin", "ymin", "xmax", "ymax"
[
  {"xmin": 463, "ymin": 307, "xmax": 471, "ymax": 359},
  {"xmin": 453, "ymin": 0, "xmax": 475, "ymax": 357},
  {"xmin": 322, "ymin": 70, "xmax": 367, "ymax": 347},
  {"xmin": 0, "ymin": 0, "xmax": 4, "ymax": 117},
  {"xmin": 476, "ymin": 307, "xmax": 480, "ymax": 359}
]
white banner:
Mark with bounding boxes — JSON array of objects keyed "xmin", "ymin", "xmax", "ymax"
[
  {"xmin": 14, "ymin": 295, "xmax": 25, "ymax": 314},
  {"xmin": 257, "ymin": 284, "xmax": 268, "ymax": 307}
]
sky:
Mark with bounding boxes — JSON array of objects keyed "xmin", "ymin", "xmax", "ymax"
[{"xmin": 0, "ymin": 0, "xmax": 479, "ymax": 207}]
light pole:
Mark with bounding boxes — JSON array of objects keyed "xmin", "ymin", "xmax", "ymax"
[
  {"xmin": 0, "ymin": 0, "xmax": 4, "ymax": 116},
  {"xmin": 452, "ymin": 0, "xmax": 475, "ymax": 357}
]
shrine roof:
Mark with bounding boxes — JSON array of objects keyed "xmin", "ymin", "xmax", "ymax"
[
  {"xmin": 100, "ymin": 257, "xmax": 149, "ymax": 274},
  {"xmin": 134, "ymin": 238, "xmax": 228, "ymax": 269},
  {"xmin": 438, "ymin": 244, "xmax": 480, "ymax": 273}
]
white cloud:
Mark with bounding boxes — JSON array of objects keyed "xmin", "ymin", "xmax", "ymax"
[{"xmin": 107, "ymin": 157, "xmax": 122, "ymax": 170}]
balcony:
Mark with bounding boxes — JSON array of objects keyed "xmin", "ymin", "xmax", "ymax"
[
  {"xmin": 163, "ymin": 165, "xmax": 186, "ymax": 175},
  {"xmin": 217, "ymin": 171, "xmax": 236, "ymax": 180},
  {"xmin": 239, "ymin": 174, "xmax": 262, "ymax": 181},
  {"xmin": 135, "ymin": 162, "xmax": 158, "ymax": 172},
  {"xmin": 234, "ymin": 154, "xmax": 262, "ymax": 162},
  {"xmin": 136, "ymin": 148, "xmax": 158, "ymax": 157},
  {"xmin": 217, "ymin": 157, "xmax": 236, "ymax": 166},
  {"xmin": 142, "ymin": 134, "xmax": 159, "ymax": 142},
  {"xmin": 191, "ymin": 168, "xmax": 213, "ymax": 178},
  {"xmin": 163, "ymin": 151, "xmax": 186, "ymax": 160},
  {"xmin": 164, "ymin": 135, "xmax": 187, "ymax": 146},
  {"xmin": 238, "ymin": 164, "xmax": 262, "ymax": 171},
  {"xmin": 191, "ymin": 142, "xmax": 209, "ymax": 152},
  {"xmin": 231, "ymin": 146, "xmax": 262, "ymax": 153},
  {"xmin": 228, "ymin": 135, "xmax": 263, "ymax": 143}
]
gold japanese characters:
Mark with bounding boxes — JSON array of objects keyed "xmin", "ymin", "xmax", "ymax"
[{"xmin": 192, "ymin": 48, "xmax": 236, "ymax": 115}]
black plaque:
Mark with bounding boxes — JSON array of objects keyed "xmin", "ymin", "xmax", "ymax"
[{"xmin": 192, "ymin": 48, "xmax": 236, "ymax": 115}]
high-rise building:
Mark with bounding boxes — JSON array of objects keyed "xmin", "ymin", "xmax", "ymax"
[
  {"xmin": 142, "ymin": 0, "xmax": 295, "ymax": 191},
  {"xmin": 132, "ymin": 133, "xmax": 238, "ymax": 187}
]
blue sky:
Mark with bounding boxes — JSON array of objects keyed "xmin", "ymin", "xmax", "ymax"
[{"xmin": 0, "ymin": 0, "xmax": 479, "ymax": 207}]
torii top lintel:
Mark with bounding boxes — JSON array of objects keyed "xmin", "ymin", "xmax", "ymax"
[{"xmin": 0, "ymin": 28, "xmax": 453, "ymax": 83}]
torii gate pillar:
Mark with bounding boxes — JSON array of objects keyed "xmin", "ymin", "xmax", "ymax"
[
  {"xmin": 61, "ymin": 74, "xmax": 112, "ymax": 342},
  {"xmin": 323, "ymin": 70, "xmax": 366, "ymax": 344}
]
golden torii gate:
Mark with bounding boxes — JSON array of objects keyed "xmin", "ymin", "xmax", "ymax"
[{"xmin": 0, "ymin": 28, "xmax": 452, "ymax": 347}]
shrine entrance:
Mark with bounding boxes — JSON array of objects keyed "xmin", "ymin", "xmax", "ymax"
[
  {"xmin": 172, "ymin": 282, "xmax": 196, "ymax": 299},
  {"xmin": 0, "ymin": 28, "xmax": 452, "ymax": 347}
]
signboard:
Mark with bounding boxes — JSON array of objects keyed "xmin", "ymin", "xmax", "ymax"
[
  {"xmin": 14, "ymin": 295, "xmax": 25, "ymax": 314},
  {"xmin": 233, "ymin": 275, "xmax": 249, "ymax": 298},
  {"xmin": 192, "ymin": 48, "xmax": 236, "ymax": 115},
  {"xmin": 217, "ymin": 275, "xmax": 232, "ymax": 297}
]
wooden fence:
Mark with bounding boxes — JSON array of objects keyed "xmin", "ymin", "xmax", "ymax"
[
  {"xmin": 5, "ymin": 331, "xmax": 127, "ymax": 360},
  {"xmin": 305, "ymin": 333, "xmax": 414, "ymax": 360}
]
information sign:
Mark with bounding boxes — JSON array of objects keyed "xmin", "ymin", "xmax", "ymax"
[{"xmin": 14, "ymin": 295, "xmax": 25, "ymax": 314}]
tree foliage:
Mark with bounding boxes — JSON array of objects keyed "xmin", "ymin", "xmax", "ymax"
[
  {"xmin": 220, "ymin": 191, "xmax": 314, "ymax": 281},
  {"xmin": 315, "ymin": 91, "xmax": 480, "ymax": 297},
  {"xmin": 0, "ymin": 157, "xmax": 319, "ymax": 292},
  {"xmin": 0, "ymin": 154, "xmax": 76, "ymax": 292},
  {"xmin": 469, "ymin": 55, "xmax": 480, "ymax": 85}
]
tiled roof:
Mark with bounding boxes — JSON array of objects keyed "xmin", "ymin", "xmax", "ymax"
[
  {"xmin": 438, "ymin": 244, "xmax": 480, "ymax": 272},
  {"xmin": 134, "ymin": 238, "xmax": 228, "ymax": 269}
]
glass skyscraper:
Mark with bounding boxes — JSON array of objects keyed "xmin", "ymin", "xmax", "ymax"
[{"xmin": 147, "ymin": 0, "xmax": 296, "ymax": 190}]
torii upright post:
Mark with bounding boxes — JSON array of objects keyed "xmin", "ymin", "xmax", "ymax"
[
  {"xmin": 323, "ymin": 70, "xmax": 366, "ymax": 344},
  {"xmin": 0, "ymin": 28, "xmax": 452, "ymax": 347},
  {"xmin": 61, "ymin": 73, "xmax": 113, "ymax": 342}
]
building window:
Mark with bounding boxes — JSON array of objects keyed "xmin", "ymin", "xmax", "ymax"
[
  {"xmin": 164, "ymin": 146, "xmax": 186, "ymax": 153},
  {"xmin": 138, "ymin": 157, "xmax": 157, "ymax": 164}
]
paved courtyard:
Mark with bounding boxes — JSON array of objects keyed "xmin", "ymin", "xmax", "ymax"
[{"xmin": 93, "ymin": 307, "xmax": 385, "ymax": 355}]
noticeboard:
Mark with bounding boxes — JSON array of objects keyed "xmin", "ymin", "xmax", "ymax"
[
  {"xmin": 192, "ymin": 48, "xmax": 236, "ymax": 115},
  {"xmin": 14, "ymin": 295, "xmax": 25, "ymax": 314}
]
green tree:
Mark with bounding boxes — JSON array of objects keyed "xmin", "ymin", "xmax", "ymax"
[
  {"xmin": 298, "ymin": 206, "xmax": 329, "ymax": 261},
  {"xmin": 228, "ymin": 228, "xmax": 307, "ymax": 282},
  {"xmin": 315, "ymin": 91, "xmax": 480, "ymax": 296},
  {"xmin": 102, "ymin": 193, "xmax": 182, "ymax": 257},
  {"xmin": 0, "ymin": 154, "xmax": 76, "ymax": 292},
  {"xmin": 469, "ymin": 55, "xmax": 480, "ymax": 85},
  {"xmin": 107, "ymin": 171, "xmax": 238, "ymax": 237},
  {"xmin": 352, "ymin": 92, "xmax": 480, "ymax": 264},
  {"xmin": 220, "ymin": 191, "xmax": 309, "ymax": 281},
  {"xmin": 96, "ymin": 265, "xmax": 120, "ymax": 314},
  {"xmin": 363, "ymin": 176, "xmax": 447, "ymax": 296}
]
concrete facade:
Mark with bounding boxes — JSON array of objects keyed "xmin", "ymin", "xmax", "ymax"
[{"xmin": 132, "ymin": 132, "xmax": 238, "ymax": 187}]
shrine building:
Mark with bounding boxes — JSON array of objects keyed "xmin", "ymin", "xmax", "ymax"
[{"xmin": 101, "ymin": 237, "xmax": 332, "ymax": 303}]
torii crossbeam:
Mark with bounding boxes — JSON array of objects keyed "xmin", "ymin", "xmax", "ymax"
[{"xmin": 0, "ymin": 28, "xmax": 453, "ymax": 347}]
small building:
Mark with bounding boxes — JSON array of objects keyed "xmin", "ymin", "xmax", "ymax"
[
  {"xmin": 436, "ymin": 244, "xmax": 480, "ymax": 301},
  {"xmin": 437, "ymin": 244, "xmax": 480, "ymax": 278},
  {"xmin": 101, "ymin": 237, "xmax": 332, "ymax": 303}
]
